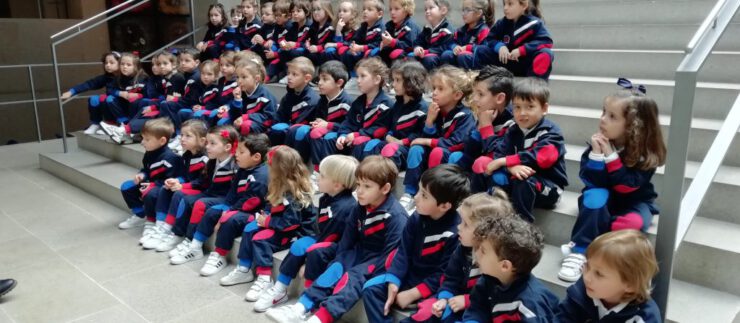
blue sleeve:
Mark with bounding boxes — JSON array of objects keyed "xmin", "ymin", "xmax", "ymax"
[
  {"xmin": 229, "ymin": 99, "xmax": 244, "ymax": 120},
  {"xmin": 505, "ymin": 130, "xmax": 565, "ymax": 171},
  {"xmin": 486, "ymin": 20, "xmax": 507, "ymax": 53},
  {"xmin": 461, "ymin": 279, "xmax": 490, "ymax": 323},
  {"xmin": 169, "ymin": 74, "xmax": 187, "ymax": 96},
  {"xmin": 419, "ymin": 233, "xmax": 458, "ymax": 296},
  {"xmin": 337, "ymin": 99, "xmax": 363, "ymax": 135},
  {"xmin": 150, "ymin": 154, "xmax": 182, "ymax": 185},
  {"xmin": 266, "ymin": 201, "xmax": 303, "ymax": 232},
  {"xmin": 434, "ymin": 112, "xmax": 476, "ymax": 150},
  {"xmin": 521, "ymin": 21, "xmax": 553, "ymax": 56},
  {"xmin": 554, "ymin": 294, "xmax": 584, "ymax": 323},
  {"xmin": 394, "ymin": 24, "xmax": 419, "ymax": 51},
  {"xmin": 437, "ymin": 246, "xmax": 467, "ymax": 298},
  {"xmin": 428, "ymin": 27, "xmax": 455, "ymax": 54},
  {"xmin": 358, "ymin": 99, "xmax": 393, "ymax": 139},
  {"xmin": 385, "ymin": 215, "xmax": 417, "ymax": 286},
  {"xmin": 579, "ymin": 147, "xmax": 607, "ymax": 189},
  {"xmin": 333, "ymin": 207, "xmax": 360, "ymax": 265},
  {"xmin": 71, "ymin": 74, "xmax": 109, "ymax": 94},
  {"xmin": 276, "ymin": 96, "xmax": 291, "ymax": 123},
  {"xmin": 413, "ymin": 29, "xmax": 429, "ymax": 49},
  {"xmin": 376, "ymin": 210, "xmax": 408, "ymax": 271},
  {"xmin": 605, "ymin": 156, "xmax": 654, "ymax": 194}
]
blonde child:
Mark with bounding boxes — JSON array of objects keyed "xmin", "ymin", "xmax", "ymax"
[
  {"xmin": 411, "ymin": 0, "xmax": 455, "ymax": 70},
  {"xmin": 229, "ymin": 60, "xmax": 279, "ymax": 136},
  {"xmin": 441, "ymin": 0, "xmax": 494, "ymax": 67},
  {"xmin": 318, "ymin": 0, "xmax": 359, "ymax": 63},
  {"xmin": 377, "ymin": 0, "xmax": 420, "ymax": 66},
  {"xmin": 305, "ymin": 0, "xmax": 336, "ymax": 66}
]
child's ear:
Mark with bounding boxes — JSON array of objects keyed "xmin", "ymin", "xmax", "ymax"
[
  {"xmin": 501, "ymin": 259, "xmax": 515, "ymax": 274},
  {"xmin": 541, "ymin": 102, "xmax": 549, "ymax": 115},
  {"xmin": 304, "ymin": 73, "xmax": 313, "ymax": 83},
  {"xmin": 495, "ymin": 92, "xmax": 507, "ymax": 106},
  {"xmin": 438, "ymin": 201, "xmax": 452, "ymax": 213},
  {"xmin": 440, "ymin": 6, "xmax": 448, "ymax": 16},
  {"xmin": 159, "ymin": 136, "xmax": 169, "ymax": 146},
  {"xmin": 381, "ymin": 182, "xmax": 392, "ymax": 195},
  {"xmin": 453, "ymin": 90, "xmax": 464, "ymax": 102},
  {"xmin": 252, "ymin": 152, "xmax": 262, "ymax": 162},
  {"xmin": 374, "ymin": 74, "xmax": 383, "ymax": 87},
  {"xmin": 337, "ymin": 78, "xmax": 346, "ymax": 88}
]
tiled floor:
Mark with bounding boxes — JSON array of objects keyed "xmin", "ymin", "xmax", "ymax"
[{"xmin": 0, "ymin": 140, "xmax": 267, "ymax": 322}]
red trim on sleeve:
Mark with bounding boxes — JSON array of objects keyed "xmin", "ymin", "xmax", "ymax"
[
  {"xmin": 518, "ymin": 46, "xmax": 526, "ymax": 57},
  {"xmin": 263, "ymin": 215, "xmax": 271, "ymax": 228},
  {"xmin": 315, "ymin": 307, "xmax": 334, "ymax": 323},
  {"xmin": 464, "ymin": 294, "xmax": 471, "ymax": 308},
  {"xmin": 401, "ymin": 138, "xmax": 410, "ymax": 146},
  {"xmin": 416, "ymin": 283, "xmax": 433, "ymax": 298},
  {"xmin": 479, "ymin": 125, "xmax": 495, "ymax": 139},
  {"xmin": 606, "ymin": 158, "xmax": 624, "ymax": 173},
  {"xmin": 506, "ymin": 154, "xmax": 521, "ymax": 167},
  {"xmin": 390, "ymin": 39, "xmax": 397, "ymax": 48},
  {"xmin": 430, "ymin": 139, "xmax": 439, "ymax": 148}
]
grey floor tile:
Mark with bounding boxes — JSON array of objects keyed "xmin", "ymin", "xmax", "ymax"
[
  {"xmin": 0, "ymin": 213, "xmax": 30, "ymax": 244},
  {"xmin": 0, "ymin": 309, "xmax": 13, "ymax": 323},
  {"xmin": 0, "ymin": 236, "xmax": 57, "ymax": 274},
  {"xmin": 68, "ymin": 304, "xmax": 148, "ymax": 323},
  {"xmin": 15, "ymin": 168, "xmax": 70, "ymax": 189},
  {"xmin": 102, "ymin": 263, "xmax": 232, "ymax": 322},
  {"xmin": 0, "ymin": 189, "xmax": 70, "ymax": 215},
  {"xmin": 7, "ymin": 206, "xmax": 108, "ymax": 252},
  {"xmin": 166, "ymin": 295, "xmax": 262, "ymax": 323},
  {"xmin": 0, "ymin": 261, "xmax": 118, "ymax": 323}
]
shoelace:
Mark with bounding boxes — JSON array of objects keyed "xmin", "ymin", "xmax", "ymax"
[{"xmin": 561, "ymin": 254, "xmax": 586, "ymax": 269}]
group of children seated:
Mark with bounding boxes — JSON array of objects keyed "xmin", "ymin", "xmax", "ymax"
[{"xmin": 61, "ymin": 0, "xmax": 670, "ymax": 321}]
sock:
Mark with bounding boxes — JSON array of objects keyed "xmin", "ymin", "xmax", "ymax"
[
  {"xmin": 189, "ymin": 239, "xmax": 204, "ymax": 249},
  {"xmin": 236, "ymin": 265, "xmax": 250, "ymax": 272},
  {"xmin": 274, "ymin": 281, "xmax": 288, "ymax": 293}
]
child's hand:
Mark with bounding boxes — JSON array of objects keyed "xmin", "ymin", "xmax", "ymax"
[
  {"xmin": 138, "ymin": 182, "xmax": 150, "ymax": 193},
  {"xmin": 453, "ymin": 46, "xmax": 465, "ymax": 55},
  {"xmin": 234, "ymin": 116, "xmax": 243, "ymax": 127},
  {"xmin": 414, "ymin": 47, "xmax": 425, "ymax": 58},
  {"xmin": 265, "ymin": 50, "xmax": 276, "ymax": 59},
  {"xmin": 395, "ymin": 289, "xmax": 419, "ymax": 310},
  {"xmin": 381, "ymin": 31, "xmax": 393, "ymax": 46},
  {"xmin": 141, "ymin": 105, "xmax": 152, "ymax": 115},
  {"xmin": 193, "ymin": 105, "xmax": 203, "ymax": 112},
  {"xmin": 485, "ymin": 158, "xmax": 505, "ymax": 175},
  {"xmin": 308, "ymin": 45, "xmax": 318, "ymax": 53},
  {"xmin": 351, "ymin": 43, "xmax": 364, "ymax": 54},
  {"xmin": 196, "ymin": 42, "xmax": 206, "ymax": 51},
  {"xmin": 337, "ymin": 18, "xmax": 346, "ymax": 30},
  {"xmin": 164, "ymin": 178, "xmax": 177, "ymax": 189},
  {"xmin": 118, "ymin": 91, "xmax": 129, "ymax": 100},
  {"xmin": 385, "ymin": 135, "xmax": 400, "ymax": 143},
  {"xmin": 325, "ymin": 42, "xmax": 337, "ymax": 48},
  {"xmin": 590, "ymin": 133, "xmax": 603, "ymax": 154},
  {"xmin": 448, "ymin": 295, "xmax": 467, "ymax": 312},
  {"xmin": 508, "ymin": 47, "xmax": 522, "ymax": 61},
  {"xmin": 264, "ymin": 40, "xmax": 274, "ymax": 48},
  {"xmin": 252, "ymin": 35, "xmax": 264, "ymax": 45},
  {"xmin": 410, "ymin": 138, "xmax": 432, "ymax": 147},
  {"xmin": 217, "ymin": 106, "xmax": 228, "ymax": 118},
  {"xmin": 134, "ymin": 173, "xmax": 144, "ymax": 185},
  {"xmin": 384, "ymin": 283, "xmax": 399, "ymax": 315},
  {"xmin": 335, "ymin": 135, "xmax": 351, "ymax": 149},
  {"xmin": 166, "ymin": 95, "xmax": 175, "ymax": 101},
  {"xmin": 311, "ymin": 118, "xmax": 328, "ymax": 129},
  {"xmin": 478, "ymin": 108, "xmax": 498, "ymax": 128},
  {"xmin": 426, "ymin": 102, "xmax": 440, "ymax": 125},
  {"xmin": 597, "ymin": 134, "xmax": 614, "ymax": 156},
  {"xmin": 498, "ymin": 46, "xmax": 510, "ymax": 64},
  {"xmin": 279, "ymin": 40, "xmax": 289, "ymax": 50},
  {"xmin": 508, "ymin": 165, "xmax": 535, "ymax": 180},
  {"xmin": 61, "ymin": 91, "xmax": 72, "ymax": 99},
  {"xmin": 431, "ymin": 298, "xmax": 447, "ymax": 317},
  {"xmin": 256, "ymin": 212, "xmax": 266, "ymax": 227},
  {"xmin": 233, "ymin": 86, "xmax": 242, "ymax": 100}
]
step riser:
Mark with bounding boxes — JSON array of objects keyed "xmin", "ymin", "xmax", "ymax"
[
  {"xmin": 674, "ymin": 242, "xmax": 740, "ymax": 296},
  {"xmin": 77, "ymin": 134, "xmax": 144, "ymax": 169}
]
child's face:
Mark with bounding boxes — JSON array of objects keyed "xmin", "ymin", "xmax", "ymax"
[
  {"xmin": 362, "ymin": 1, "xmax": 382, "ymax": 24},
  {"xmin": 462, "ymin": 0, "xmax": 482, "ymax": 25},
  {"xmin": 312, "ymin": 2, "xmax": 327, "ymax": 22},
  {"xmin": 292, "ymin": 7, "xmax": 307, "ymax": 23},
  {"xmin": 231, "ymin": 11, "xmax": 244, "ymax": 26},
  {"xmin": 150, "ymin": 58, "xmax": 161, "ymax": 76},
  {"xmin": 200, "ymin": 68, "xmax": 217, "ymax": 85},
  {"xmin": 235, "ymin": 144, "xmax": 260, "ymax": 168},
  {"xmin": 103, "ymin": 55, "xmax": 119, "ymax": 74},
  {"xmin": 583, "ymin": 256, "xmax": 634, "ymax": 305},
  {"xmin": 389, "ymin": 0, "xmax": 408, "ymax": 24},
  {"xmin": 262, "ymin": 7, "xmax": 275, "ymax": 24},
  {"xmin": 209, "ymin": 8, "xmax": 224, "ymax": 25},
  {"xmin": 205, "ymin": 133, "xmax": 231, "ymax": 159},
  {"xmin": 317, "ymin": 172, "xmax": 340, "ymax": 194},
  {"xmin": 355, "ymin": 178, "xmax": 388, "ymax": 207},
  {"xmin": 275, "ymin": 11, "xmax": 290, "ymax": 25},
  {"xmin": 391, "ymin": 72, "xmax": 406, "ymax": 97},
  {"xmin": 242, "ymin": 2, "xmax": 256, "ymax": 19},
  {"xmin": 286, "ymin": 65, "xmax": 310, "ymax": 90},
  {"xmin": 424, "ymin": 0, "xmax": 446, "ymax": 25},
  {"xmin": 600, "ymin": 97, "xmax": 627, "ymax": 142},
  {"xmin": 178, "ymin": 54, "xmax": 198, "ymax": 73},
  {"xmin": 237, "ymin": 68, "xmax": 259, "ymax": 93},
  {"xmin": 512, "ymin": 97, "xmax": 548, "ymax": 130},
  {"xmin": 220, "ymin": 61, "xmax": 235, "ymax": 78},
  {"xmin": 414, "ymin": 185, "xmax": 446, "ymax": 218},
  {"xmin": 338, "ymin": 2, "xmax": 355, "ymax": 23},
  {"xmin": 119, "ymin": 57, "xmax": 135, "ymax": 76},
  {"xmin": 141, "ymin": 134, "xmax": 166, "ymax": 151},
  {"xmin": 474, "ymin": 239, "xmax": 508, "ymax": 278},
  {"xmin": 356, "ymin": 67, "xmax": 380, "ymax": 95},
  {"xmin": 472, "ymin": 81, "xmax": 505, "ymax": 114},
  {"xmin": 456, "ymin": 206, "xmax": 475, "ymax": 247},
  {"xmin": 318, "ymin": 72, "xmax": 342, "ymax": 96},
  {"xmin": 180, "ymin": 129, "xmax": 205, "ymax": 153},
  {"xmin": 158, "ymin": 58, "xmax": 175, "ymax": 75},
  {"xmin": 431, "ymin": 77, "xmax": 458, "ymax": 110},
  {"xmin": 503, "ymin": 0, "xmax": 527, "ymax": 21}
]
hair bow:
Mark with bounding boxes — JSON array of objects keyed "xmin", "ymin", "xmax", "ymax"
[
  {"xmin": 220, "ymin": 130, "xmax": 237, "ymax": 154},
  {"xmin": 617, "ymin": 77, "xmax": 646, "ymax": 94},
  {"xmin": 266, "ymin": 145, "xmax": 287, "ymax": 166},
  {"xmin": 132, "ymin": 51, "xmax": 140, "ymax": 57}
]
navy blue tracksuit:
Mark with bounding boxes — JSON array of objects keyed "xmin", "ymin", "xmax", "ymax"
[
  {"xmin": 229, "ymin": 84, "xmax": 278, "ymax": 135},
  {"xmin": 157, "ymin": 69, "xmax": 200, "ymax": 130},
  {"xmin": 297, "ymin": 196, "xmax": 407, "ymax": 323},
  {"xmin": 312, "ymin": 27, "xmax": 356, "ymax": 65},
  {"xmin": 363, "ymin": 210, "xmax": 460, "ymax": 323},
  {"xmin": 236, "ymin": 194, "xmax": 315, "ymax": 276},
  {"xmin": 277, "ymin": 18, "xmax": 314, "ymax": 71},
  {"xmin": 411, "ymin": 19, "xmax": 455, "ymax": 70},
  {"xmin": 277, "ymin": 189, "xmax": 356, "ymax": 288},
  {"xmin": 129, "ymin": 72, "xmax": 186, "ymax": 134},
  {"xmin": 175, "ymin": 80, "xmax": 220, "ymax": 123},
  {"xmin": 269, "ymin": 85, "xmax": 321, "ymax": 146},
  {"xmin": 201, "ymin": 24, "xmax": 226, "ymax": 60},
  {"xmin": 354, "ymin": 96, "xmax": 427, "ymax": 168},
  {"xmin": 310, "ymin": 90, "xmax": 393, "ymax": 166},
  {"xmin": 156, "ymin": 150, "xmax": 208, "ymax": 223},
  {"xmin": 265, "ymin": 20, "xmax": 294, "ymax": 80},
  {"xmin": 376, "ymin": 17, "xmax": 420, "ymax": 67},
  {"xmin": 105, "ymin": 75, "xmax": 147, "ymax": 125},
  {"xmin": 569, "ymin": 147, "xmax": 658, "ymax": 254},
  {"xmin": 429, "ymin": 245, "xmax": 481, "ymax": 323},
  {"xmin": 193, "ymin": 162, "xmax": 270, "ymax": 255},
  {"xmin": 304, "ymin": 19, "xmax": 336, "ymax": 66},
  {"xmin": 486, "ymin": 118, "xmax": 568, "ymax": 222},
  {"xmin": 556, "ymin": 278, "xmax": 662, "ymax": 323},
  {"xmin": 121, "ymin": 145, "xmax": 182, "ymax": 221},
  {"xmin": 441, "ymin": 19, "xmax": 490, "ymax": 67},
  {"xmin": 463, "ymin": 106, "xmax": 516, "ymax": 192},
  {"xmin": 463, "ymin": 274, "xmax": 559, "ymax": 323},
  {"xmin": 68, "ymin": 73, "xmax": 116, "ymax": 124},
  {"xmin": 211, "ymin": 76, "xmax": 239, "ymax": 126},
  {"xmin": 292, "ymin": 90, "xmax": 353, "ymax": 164},
  {"xmin": 238, "ymin": 16, "xmax": 263, "ymax": 50},
  {"xmin": 341, "ymin": 19, "xmax": 384, "ymax": 73},
  {"xmin": 460, "ymin": 15, "xmax": 554, "ymax": 80},
  {"xmin": 404, "ymin": 104, "xmax": 475, "ymax": 196}
]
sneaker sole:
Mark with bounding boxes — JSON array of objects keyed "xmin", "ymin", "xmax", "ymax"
[
  {"xmin": 99, "ymin": 124, "xmax": 122, "ymax": 144},
  {"xmin": 0, "ymin": 280, "xmax": 17, "ymax": 297},
  {"xmin": 220, "ymin": 275, "xmax": 255, "ymax": 286},
  {"xmin": 254, "ymin": 294, "xmax": 288, "ymax": 313},
  {"xmin": 557, "ymin": 272, "xmax": 581, "ymax": 282},
  {"xmin": 170, "ymin": 255, "xmax": 203, "ymax": 265}
]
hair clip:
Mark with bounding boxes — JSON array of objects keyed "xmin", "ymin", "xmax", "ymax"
[
  {"xmin": 266, "ymin": 145, "xmax": 286, "ymax": 166},
  {"xmin": 111, "ymin": 51, "xmax": 122, "ymax": 58},
  {"xmin": 132, "ymin": 51, "xmax": 140, "ymax": 57},
  {"xmin": 617, "ymin": 77, "xmax": 646, "ymax": 94}
]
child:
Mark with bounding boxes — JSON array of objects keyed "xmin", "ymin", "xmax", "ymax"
[
  {"xmin": 238, "ymin": 0, "xmax": 263, "ymax": 50},
  {"xmin": 315, "ymin": 0, "xmax": 358, "ymax": 65},
  {"xmin": 429, "ymin": 190, "xmax": 515, "ymax": 323},
  {"xmin": 558, "ymin": 81, "xmax": 666, "ymax": 282},
  {"xmin": 192, "ymin": 133, "xmax": 272, "ymax": 276},
  {"xmin": 198, "ymin": 3, "xmax": 228, "ymax": 60},
  {"xmin": 167, "ymin": 126, "xmax": 239, "ymax": 262},
  {"xmin": 230, "ymin": 60, "xmax": 279, "ymax": 136},
  {"xmin": 362, "ymin": 164, "xmax": 470, "ymax": 323},
  {"xmin": 61, "ymin": 51, "xmax": 121, "ymax": 134},
  {"xmin": 99, "ymin": 52, "xmax": 149, "ymax": 144},
  {"xmin": 274, "ymin": 0, "xmax": 314, "ymax": 80},
  {"xmin": 293, "ymin": 60, "xmax": 352, "ymax": 164},
  {"xmin": 144, "ymin": 119, "xmax": 209, "ymax": 250},
  {"xmin": 220, "ymin": 146, "xmax": 314, "ymax": 301},
  {"xmin": 440, "ymin": 0, "xmax": 493, "ymax": 67},
  {"xmin": 177, "ymin": 48, "xmax": 201, "ymax": 99},
  {"xmin": 118, "ymin": 118, "xmax": 183, "ymax": 235},
  {"xmin": 263, "ymin": 0, "xmax": 295, "ymax": 82},
  {"xmin": 462, "ymin": 215, "xmax": 559, "ymax": 322},
  {"xmin": 355, "ymin": 60, "xmax": 427, "ymax": 168},
  {"xmin": 400, "ymin": 66, "xmax": 476, "ymax": 213},
  {"xmin": 250, "ymin": 1, "xmax": 277, "ymax": 64},
  {"xmin": 377, "ymin": 0, "xmax": 420, "ymax": 67},
  {"xmin": 265, "ymin": 156, "xmax": 407, "ymax": 323},
  {"xmin": 463, "ymin": 66, "xmax": 516, "ymax": 192},
  {"xmin": 460, "ymin": 0, "xmax": 554, "ymax": 80},
  {"xmin": 270, "ymin": 57, "xmax": 321, "ymax": 146},
  {"xmin": 310, "ymin": 57, "xmax": 393, "ymax": 170},
  {"xmin": 176, "ymin": 60, "xmax": 221, "ymax": 124},
  {"xmin": 253, "ymin": 155, "xmax": 359, "ymax": 312},
  {"xmin": 304, "ymin": 0, "xmax": 336, "ymax": 67},
  {"xmin": 556, "ymin": 230, "xmax": 662, "ymax": 322},
  {"xmin": 340, "ymin": 0, "xmax": 385, "ymax": 76},
  {"xmin": 480, "ymin": 77, "xmax": 567, "ymax": 222},
  {"xmin": 410, "ymin": 0, "xmax": 455, "ymax": 71},
  {"xmin": 220, "ymin": 6, "xmax": 246, "ymax": 52},
  {"xmin": 137, "ymin": 51, "xmax": 186, "ymax": 130}
]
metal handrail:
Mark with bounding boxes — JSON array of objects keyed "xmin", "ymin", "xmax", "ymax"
[
  {"xmin": 141, "ymin": 25, "xmax": 205, "ymax": 62},
  {"xmin": 653, "ymin": 0, "xmax": 740, "ymax": 319},
  {"xmin": 51, "ymin": 0, "xmax": 140, "ymax": 41}
]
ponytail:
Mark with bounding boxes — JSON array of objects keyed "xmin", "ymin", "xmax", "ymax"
[
  {"xmin": 483, "ymin": 0, "xmax": 495, "ymax": 26},
  {"xmin": 527, "ymin": 0, "xmax": 544, "ymax": 21}
]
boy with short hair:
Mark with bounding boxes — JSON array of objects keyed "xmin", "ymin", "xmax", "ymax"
[
  {"xmin": 462, "ymin": 215, "xmax": 559, "ymax": 322},
  {"xmin": 118, "ymin": 118, "xmax": 183, "ymax": 233},
  {"xmin": 270, "ymin": 57, "xmax": 321, "ymax": 146},
  {"xmin": 264, "ymin": 0, "xmax": 295, "ymax": 82},
  {"xmin": 341, "ymin": 0, "xmax": 385, "ymax": 75},
  {"xmin": 481, "ymin": 77, "xmax": 567, "ymax": 222},
  {"xmin": 266, "ymin": 155, "xmax": 408, "ymax": 323},
  {"xmin": 362, "ymin": 164, "xmax": 470, "ymax": 323}
]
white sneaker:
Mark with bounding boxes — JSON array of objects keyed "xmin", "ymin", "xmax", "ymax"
[
  {"xmin": 119, "ymin": 215, "xmax": 145, "ymax": 230},
  {"xmin": 561, "ymin": 241, "xmax": 575, "ymax": 257},
  {"xmin": 137, "ymin": 221, "xmax": 155, "ymax": 244},
  {"xmin": 83, "ymin": 124, "xmax": 101, "ymax": 135},
  {"xmin": 170, "ymin": 243, "xmax": 204, "ymax": 265},
  {"xmin": 310, "ymin": 172, "xmax": 319, "ymax": 194},
  {"xmin": 200, "ymin": 252, "xmax": 228, "ymax": 276},
  {"xmin": 254, "ymin": 284, "xmax": 288, "ymax": 312},
  {"xmin": 558, "ymin": 253, "xmax": 587, "ymax": 282},
  {"xmin": 265, "ymin": 305, "xmax": 306, "ymax": 323},
  {"xmin": 156, "ymin": 231, "xmax": 183, "ymax": 252},
  {"xmin": 399, "ymin": 193, "xmax": 415, "ymax": 215},
  {"xmin": 168, "ymin": 135, "xmax": 182, "ymax": 151},
  {"xmin": 169, "ymin": 238, "xmax": 190, "ymax": 258},
  {"xmin": 99, "ymin": 122, "xmax": 131, "ymax": 144},
  {"xmin": 245, "ymin": 275, "xmax": 272, "ymax": 302},
  {"xmin": 141, "ymin": 225, "xmax": 166, "ymax": 249},
  {"xmin": 345, "ymin": 78, "xmax": 358, "ymax": 90},
  {"xmin": 95, "ymin": 129, "xmax": 105, "ymax": 135},
  {"xmin": 279, "ymin": 76, "xmax": 289, "ymax": 84},
  {"xmin": 220, "ymin": 266, "xmax": 254, "ymax": 286}
]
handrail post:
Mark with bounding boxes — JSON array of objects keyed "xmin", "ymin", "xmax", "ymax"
[
  {"xmin": 190, "ymin": 0, "xmax": 196, "ymax": 45},
  {"xmin": 28, "ymin": 66, "xmax": 42, "ymax": 142},
  {"xmin": 51, "ymin": 43, "xmax": 68, "ymax": 153}
]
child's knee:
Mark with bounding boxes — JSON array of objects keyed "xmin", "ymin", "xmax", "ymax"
[
  {"xmin": 582, "ymin": 188, "xmax": 609, "ymax": 210},
  {"xmin": 611, "ymin": 212, "xmax": 646, "ymax": 231},
  {"xmin": 121, "ymin": 180, "xmax": 136, "ymax": 191}
]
